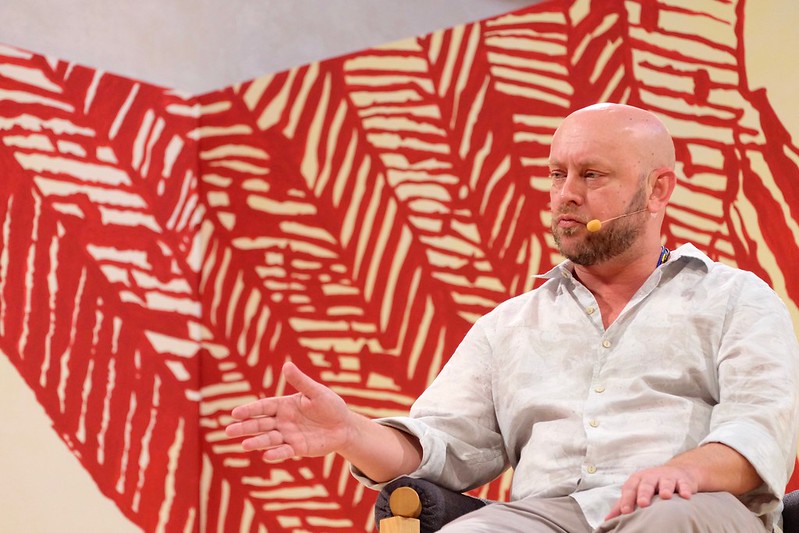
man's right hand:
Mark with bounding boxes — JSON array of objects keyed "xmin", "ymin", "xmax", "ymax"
[
  {"xmin": 226, "ymin": 361, "xmax": 424, "ymax": 482},
  {"xmin": 225, "ymin": 361, "xmax": 354, "ymax": 462}
]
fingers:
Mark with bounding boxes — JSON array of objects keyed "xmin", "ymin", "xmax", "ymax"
[
  {"xmin": 656, "ymin": 477, "xmax": 676, "ymax": 500},
  {"xmin": 605, "ymin": 500, "xmax": 623, "ymax": 520},
  {"xmin": 617, "ymin": 477, "xmax": 642, "ymax": 515},
  {"xmin": 606, "ymin": 468, "xmax": 697, "ymax": 521},
  {"xmin": 606, "ymin": 476, "xmax": 656, "ymax": 521},
  {"xmin": 230, "ymin": 397, "xmax": 278, "ymax": 420},
  {"xmin": 225, "ymin": 415, "xmax": 277, "ymax": 438},
  {"xmin": 241, "ymin": 430, "xmax": 284, "ymax": 451},
  {"xmin": 282, "ymin": 361, "xmax": 327, "ymax": 398},
  {"xmin": 676, "ymin": 479, "xmax": 694, "ymax": 499},
  {"xmin": 225, "ymin": 362, "xmax": 329, "ymax": 463},
  {"xmin": 229, "ymin": 363, "xmax": 320, "ymax": 422},
  {"xmin": 263, "ymin": 444, "xmax": 296, "ymax": 462},
  {"xmin": 635, "ymin": 479, "xmax": 657, "ymax": 508},
  {"xmin": 241, "ymin": 433, "xmax": 297, "ymax": 462},
  {"xmin": 629, "ymin": 476, "xmax": 682, "ymax": 509},
  {"xmin": 224, "ymin": 406, "xmax": 297, "ymax": 462}
]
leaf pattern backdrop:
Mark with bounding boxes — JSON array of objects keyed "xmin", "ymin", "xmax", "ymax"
[{"xmin": 1, "ymin": 0, "xmax": 799, "ymax": 531}]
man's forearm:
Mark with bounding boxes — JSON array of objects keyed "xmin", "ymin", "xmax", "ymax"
[
  {"xmin": 340, "ymin": 412, "xmax": 423, "ymax": 483},
  {"xmin": 667, "ymin": 442, "xmax": 762, "ymax": 495}
]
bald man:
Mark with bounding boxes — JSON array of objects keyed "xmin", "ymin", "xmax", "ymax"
[{"xmin": 226, "ymin": 104, "xmax": 799, "ymax": 532}]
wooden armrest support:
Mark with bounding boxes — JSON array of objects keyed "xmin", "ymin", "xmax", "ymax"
[{"xmin": 375, "ymin": 477, "xmax": 489, "ymax": 532}]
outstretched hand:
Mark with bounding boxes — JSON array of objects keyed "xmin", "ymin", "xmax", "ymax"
[{"xmin": 225, "ymin": 362, "xmax": 353, "ymax": 462}]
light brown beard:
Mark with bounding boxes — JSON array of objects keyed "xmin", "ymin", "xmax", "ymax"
[{"xmin": 552, "ymin": 185, "xmax": 648, "ymax": 266}]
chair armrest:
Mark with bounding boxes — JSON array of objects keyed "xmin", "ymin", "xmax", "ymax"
[
  {"xmin": 784, "ymin": 490, "xmax": 799, "ymax": 533},
  {"xmin": 376, "ymin": 484, "xmax": 799, "ymax": 531},
  {"xmin": 375, "ymin": 477, "xmax": 490, "ymax": 532}
]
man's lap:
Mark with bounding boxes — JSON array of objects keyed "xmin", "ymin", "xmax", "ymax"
[
  {"xmin": 438, "ymin": 494, "xmax": 590, "ymax": 533},
  {"xmin": 438, "ymin": 492, "xmax": 766, "ymax": 533}
]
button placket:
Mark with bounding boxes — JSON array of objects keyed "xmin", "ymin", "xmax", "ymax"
[
  {"xmin": 584, "ymin": 349, "xmax": 609, "ymax": 481},
  {"xmin": 582, "ymin": 333, "xmax": 612, "ymax": 482}
]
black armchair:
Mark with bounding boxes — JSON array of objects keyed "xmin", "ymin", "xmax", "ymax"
[
  {"xmin": 376, "ymin": 477, "xmax": 799, "ymax": 533},
  {"xmin": 375, "ymin": 477, "xmax": 489, "ymax": 532}
]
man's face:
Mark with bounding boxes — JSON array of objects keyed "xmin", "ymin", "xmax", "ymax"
[
  {"xmin": 548, "ymin": 115, "xmax": 650, "ymax": 266},
  {"xmin": 551, "ymin": 182, "xmax": 648, "ymax": 266}
]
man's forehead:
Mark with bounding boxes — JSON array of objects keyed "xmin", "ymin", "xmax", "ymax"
[{"xmin": 548, "ymin": 149, "xmax": 616, "ymax": 168}]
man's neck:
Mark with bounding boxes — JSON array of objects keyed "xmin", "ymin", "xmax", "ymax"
[
  {"xmin": 571, "ymin": 242, "xmax": 664, "ymax": 329},
  {"xmin": 572, "ymin": 242, "xmax": 664, "ymax": 297}
]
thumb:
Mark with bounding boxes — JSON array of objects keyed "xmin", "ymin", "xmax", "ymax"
[{"xmin": 282, "ymin": 362, "xmax": 326, "ymax": 398}]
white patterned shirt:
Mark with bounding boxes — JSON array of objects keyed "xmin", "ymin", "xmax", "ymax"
[{"xmin": 354, "ymin": 244, "xmax": 799, "ymax": 530}]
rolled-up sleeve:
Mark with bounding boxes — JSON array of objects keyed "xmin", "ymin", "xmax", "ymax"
[
  {"xmin": 700, "ymin": 272, "xmax": 799, "ymax": 513},
  {"xmin": 352, "ymin": 320, "xmax": 508, "ymax": 491}
]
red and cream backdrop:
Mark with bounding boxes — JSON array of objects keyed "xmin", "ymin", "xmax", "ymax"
[{"xmin": 1, "ymin": 0, "xmax": 798, "ymax": 531}]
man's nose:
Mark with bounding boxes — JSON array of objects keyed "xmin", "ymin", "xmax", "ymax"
[{"xmin": 554, "ymin": 173, "xmax": 584, "ymax": 205}]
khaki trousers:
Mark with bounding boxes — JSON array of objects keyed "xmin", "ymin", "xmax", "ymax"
[{"xmin": 439, "ymin": 492, "xmax": 768, "ymax": 532}]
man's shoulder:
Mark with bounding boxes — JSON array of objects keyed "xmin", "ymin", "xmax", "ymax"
[{"xmin": 671, "ymin": 242, "xmax": 777, "ymax": 296}]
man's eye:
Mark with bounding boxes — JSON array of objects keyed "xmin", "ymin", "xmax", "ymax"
[{"xmin": 549, "ymin": 171, "xmax": 565, "ymax": 180}]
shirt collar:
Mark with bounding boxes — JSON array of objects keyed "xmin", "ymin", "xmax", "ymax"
[
  {"xmin": 666, "ymin": 242, "xmax": 713, "ymax": 270},
  {"xmin": 535, "ymin": 260, "xmax": 574, "ymax": 281},
  {"xmin": 534, "ymin": 242, "xmax": 713, "ymax": 281}
]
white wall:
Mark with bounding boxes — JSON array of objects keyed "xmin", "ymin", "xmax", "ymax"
[
  {"xmin": 0, "ymin": 0, "xmax": 539, "ymax": 93},
  {"xmin": 0, "ymin": 355, "xmax": 142, "ymax": 532}
]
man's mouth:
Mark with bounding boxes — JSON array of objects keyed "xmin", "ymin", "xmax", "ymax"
[{"xmin": 556, "ymin": 214, "xmax": 585, "ymax": 228}]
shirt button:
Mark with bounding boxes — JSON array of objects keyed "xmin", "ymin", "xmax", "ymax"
[
  {"xmin": 594, "ymin": 385, "xmax": 605, "ymax": 393},
  {"xmin": 586, "ymin": 465, "xmax": 597, "ymax": 474},
  {"xmin": 589, "ymin": 419, "xmax": 599, "ymax": 428},
  {"xmin": 602, "ymin": 339, "xmax": 611, "ymax": 348},
  {"xmin": 586, "ymin": 306, "xmax": 595, "ymax": 315}
]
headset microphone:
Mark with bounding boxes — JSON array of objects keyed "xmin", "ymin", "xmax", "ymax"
[{"xmin": 585, "ymin": 209, "xmax": 648, "ymax": 232}]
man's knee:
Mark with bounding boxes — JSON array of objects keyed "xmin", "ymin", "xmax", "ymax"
[
  {"xmin": 598, "ymin": 493, "xmax": 764, "ymax": 533},
  {"xmin": 619, "ymin": 495, "xmax": 696, "ymax": 526}
]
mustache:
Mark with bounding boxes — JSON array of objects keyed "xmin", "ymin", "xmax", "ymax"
[{"xmin": 553, "ymin": 207, "xmax": 585, "ymax": 223}]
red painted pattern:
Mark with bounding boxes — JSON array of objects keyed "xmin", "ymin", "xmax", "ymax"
[{"xmin": 1, "ymin": 0, "xmax": 798, "ymax": 531}]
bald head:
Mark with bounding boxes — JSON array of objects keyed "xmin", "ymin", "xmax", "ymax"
[
  {"xmin": 548, "ymin": 103, "xmax": 677, "ymax": 266},
  {"xmin": 553, "ymin": 103, "xmax": 675, "ymax": 174}
]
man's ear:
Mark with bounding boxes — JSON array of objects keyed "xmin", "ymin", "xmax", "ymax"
[{"xmin": 647, "ymin": 167, "xmax": 676, "ymax": 212}]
